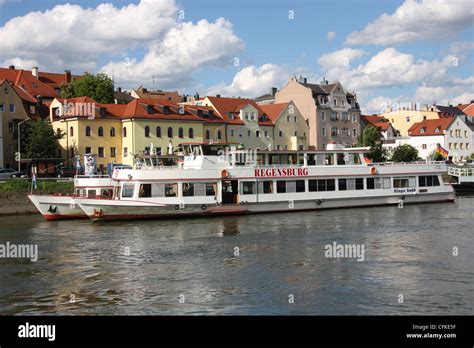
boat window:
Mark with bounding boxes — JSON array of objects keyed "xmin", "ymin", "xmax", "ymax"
[
  {"xmin": 258, "ymin": 181, "xmax": 273, "ymax": 194},
  {"xmin": 419, "ymin": 175, "xmax": 440, "ymax": 187},
  {"xmin": 183, "ymin": 183, "xmax": 194, "ymax": 196},
  {"xmin": 353, "ymin": 154, "xmax": 362, "ymax": 165},
  {"xmin": 325, "ymin": 154, "xmax": 334, "ymax": 165},
  {"xmin": 308, "ymin": 179, "xmax": 335, "ymax": 192},
  {"xmin": 367, "ymin": 177, "xmax": 391, "ymax": 189},
  {"xmin": 296, "ymin": 180, "xmax": 305, "ymax": 192},
  {"xmin": 206, "ymin": 183, "xmax": 217, "ymax": 196},
  {"xmin": 122, "ymin": 184, "xmax": 135, "ymax": 198},
  {"xmin": 393, "ymin": 177, "xmax": 416, "ymax": 188},
  {"xmin": 337, "ymin": 153, "xmax": 346, "ymax": 165},
  {"xmin": 307, "ymin": 154, "xmax": 316, "ymax": 166},
  {"xmin": 100, "ymin": 189, "xmax": 112, "ymax": 198},
  {"xmin": 338, "ymin": 178, "xmax": 363, "ymax": 191},
  {"xmin": 165, "ymin": 184, "xmax": 177, "ymax": 197},
  {"xmin": 276, "ymin": 181, "xmax": 286, "ymax": 193},
  {"xmin": 298, "ymin": 154, "xmax": 305, "ymax": 165},
  {"xmin": 356, "ymin": 178, "xmax": 364, "ymax": 190},
  {"xmin": 182, "ymin": 182, "xmax": 216, "ymax": 196},
  {"xmin": 257, "ymin": 154, "xmax": 265, "ymax": 165},
  {"xmin": 139, "ymin": 184, "xmax": 152, "ymax": 198},
  {"xmin": 316, "ymin": 154, "xmax": 325, "ymax": 166},
  {"xmin": 87, "ymin": 189, "xmax": 97, "ymax": 198},
  {"xmin": 241, "ymin": 182, "xmax": 256, "ymax": 195}
]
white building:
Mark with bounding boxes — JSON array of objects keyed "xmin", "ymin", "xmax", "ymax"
[{"xmin": 384, "ymin": 116, "xmax": 473, "ymax": 162}]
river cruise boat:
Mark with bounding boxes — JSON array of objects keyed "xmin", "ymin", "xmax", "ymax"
[
  {"xmin": 28, "ymin": 175, "xmax": 113, "ymax": 220},
  {"xmin": 73, "ymin": 143, "xmax": 455, "ymax": 221}
]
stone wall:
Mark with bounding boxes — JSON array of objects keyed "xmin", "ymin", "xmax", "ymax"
[{"xmin": 0, "ymin": 192, "xmax": 39, "ymax": 215}]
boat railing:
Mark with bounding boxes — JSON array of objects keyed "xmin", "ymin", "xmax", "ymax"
[
  {"xmin": 74, "ymin": 175, "xmax": 111, "ymax": 179},
  {"xmin": 448, "ymin": 166, "xmax": 474, "ymax": 177},
  {"xmin": 369, "ymin": 161, "xmax": 446, "ymax": 167}
]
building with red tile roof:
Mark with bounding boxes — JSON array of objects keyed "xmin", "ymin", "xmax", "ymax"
[{"xmin": 360, "ymin": 114, "xmax": 397, "ymax": 139}]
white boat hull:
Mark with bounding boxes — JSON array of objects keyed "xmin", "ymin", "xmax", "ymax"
[
  {"xmin": 75, "ymin": 191, "xmax": 456, "ymax": 221},
  {"xmin": 28, "ymin": 194, "xmax": 87, "ymax": 220}
]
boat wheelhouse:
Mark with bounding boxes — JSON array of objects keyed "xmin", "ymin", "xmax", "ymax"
[
  {"xmin": 28, "ymin": 175, "xmax": 113, "ymax": 220},
  {"xmin": 74, "ymin": 143, "xmax": 456, "ymax": 221}
]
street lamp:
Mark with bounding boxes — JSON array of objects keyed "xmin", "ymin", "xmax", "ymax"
[{"xmin": 17, "ymin": 118, "xmax": 31, "ymax": 172}]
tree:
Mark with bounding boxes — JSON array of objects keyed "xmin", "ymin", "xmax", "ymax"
[
  {"xmin": 60, "ymin": 72, "xmax": 114, "ymax": 103},
  {"xmin": 368, "ymin": 144, "xmax": 388, "ymax": 163},
  {"xmin": 20, "ymin": 121, "xmax": 62, "ymax": 159},
  {"xmin": 358, "ymin": 126, "xmax": 381, "ymax": 147},
  {"xmin": 390, "ymin": 144, "xmax": 420, "ymax": 162}
]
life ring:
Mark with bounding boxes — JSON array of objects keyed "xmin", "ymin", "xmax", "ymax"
[
  {"xmin": 201, "ymin": 204, "xmax": 207, "ymax": 210},
  {"xmin": 370, "ymin": 167, "xmax": 378, "ymax": 175},
  {"xmin": 221, "ymin": 169, "xmax": 229, "ymax": 178}
]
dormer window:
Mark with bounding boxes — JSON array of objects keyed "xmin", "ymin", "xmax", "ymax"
[
  {"xmin": 261, "ymin": 115, "xmax": 267, "ymax": 122},
  {"xmin": 163, "ymin": 105, "xmax": 170, "ymax": 114},
  {"xmin": 420, "ymin": 127, "xmax": 426, "ymax": 134},
  {"xmin": 435, "ymin": 127, "xmax": 440, "ymax": 133},
  {"xmin": 229, "ymin": 112, "xmax": 234, "ymax": 120},
  {"xmin": 146, "ymin": 105, "xmax": 154, "ymax": 114},
  {"xmin": 177, "ymin": 106, "xmax": 185, "ymax": 115}
]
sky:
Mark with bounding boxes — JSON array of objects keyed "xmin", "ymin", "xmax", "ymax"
[{"xmin": 0, "ymin": 0, "xmax": 473, "ymax": 114}]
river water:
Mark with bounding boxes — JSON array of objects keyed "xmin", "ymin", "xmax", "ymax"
[{"xmin": 0, "ymin": 197, "xmax": 472, "ymax": 315}]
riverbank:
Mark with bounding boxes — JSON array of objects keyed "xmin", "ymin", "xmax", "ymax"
[{"xmin": 0, "ymin": 179, "xmax": 74, "ymax": 215}]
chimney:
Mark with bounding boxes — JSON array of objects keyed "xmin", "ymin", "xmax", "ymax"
[
  {"xmin": 270, "ymin": 87, "xmax": 277, "ymax": 96},
  {"xmin": 117, "ymin": 87, "xmax": 122, "ymax": 93},
  {"xmin": 216, "ymin": 94, "xmax": 220, "ymax": 98},
  {"xmin": 321, "ymin": 77, "xmax": 328, "ymax": 85},
  {"xmin": 195, "ymin": 92, "xmax": 200, "ymax": 100},
  {"xmin": 64, "ymin": 70, "xmax": 71, "ymax": 83},
  {"xmin": 32, "ymin": 66, "xmax": 39, "ymax": 78},
  {"xmin": 471, "ymin": 100, "xmax": 474, "ymax": 103},
  {"xmin": 298, "ymin": 75, "xmax": 307, "ymax": 84},
  {"xmin": 8, "ymin": 65, "xmax": 15, "ymax": 70}
]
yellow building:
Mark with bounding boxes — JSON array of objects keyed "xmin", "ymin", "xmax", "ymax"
[{"xmin": 50, "ymin": 97, "xmax": 125, "ymax": 172}]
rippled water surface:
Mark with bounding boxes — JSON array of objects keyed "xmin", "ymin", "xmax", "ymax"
[{"xmin": 0, "ymin": 197, "xmax": 473, "ymax": 315}]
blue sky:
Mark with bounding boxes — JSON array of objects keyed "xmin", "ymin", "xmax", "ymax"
[{"xmin": 0, "ymin": 0, "xmax": 473, "ymax": 113}]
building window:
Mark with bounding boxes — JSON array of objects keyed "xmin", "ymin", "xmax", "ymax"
[
  {"xmin": 217, "ymin": 130, "xmax": 222, "ymax": 140},
  {"xmin": 0, "ymin": 104, "xmax": 3, "ymax": 112},
  {"xmin": 352, "ymin": 114, "xmax": 356, "ymax": 122},
  {"xmin": 30, "ymin": 105, "xmax": 36, "ymax": 114},
  {"xmin": 247, "ymin": 130, "xmax": 251, "ymax": 137},
  {"xmin": 156, "ymin": 126, "xmax": 161, "ymax": 137},
  {"xmin": 123, "ymin": 147, "xmax": 128, "ymax": 157},
  {"xmin": 264, "ymin": 131, "xmax": 268, "ymax": 137},
  {"xmin": 179, "ymin": 127, "xmax": 184, "ymax": 138},
  {"xmin": 205, "ymin": 130, "xmax": 210, "ymax": 140},
  {"xmin": 353, "ymin": 128, "xmax": 357, "ymax": 137},
  {"xmin": 321, "ymin": 112, "xmax": 325, "ymax": 121},
  {"xmin": 256, "ymin": 130, "xmax": 260, "ymax": 137},
  {"xmin": 406, "ymin": 116, "xmax": 410, "ymax": 122},
  {"xmin": 230, "ymin": 129, "xmax": 234, "ymax": 137},
  {"xmin": 110, "ymin": 147, "xmax": 116, "ymax": 157},
  {"xmin": 123, "ymin": 127, "xmax": 127, "ymax": 137},
  {"xmin": 331, "ymin": 127, "xmax": 338, "ymax": 136},
  {"xmin": 333, "ymin": 99, "xmax": 337, "ymax": 106},
  {"xmin": 145, "ymin": 126, "xmax": 150, "ymax": 137},
  {"xmin": 239, "ymin": 130, "xmax": 243, "ymax": 137},
  {"xmin": 189, "ymin": 128, "xmax": 194, "ymax": 138},
  {"xmin": 98, "ymin": 147, "xmax": 104, "ymax": 157},
  {"xmin": 98, "ymin": 126, "xmax": 104, "ymax": 137},
  {"xmin": 422, "ymin": 144, "xmax": 427, "ymax": 149},
  {"xmin": 110, "ymin": 127, "xmax": 115, "ymax": 137},
  {"xmin": 279, "ymin": 131, "xmax": 283, "ymax": 137},
  {"xmin": 70, "ymin": 147, "xmax": 75, "ymax": 158},
  {"xmin": 69, "ymin": 126, "xmax": 74, "ymax": 137},
  {"xmin": 85, "ymin": 126, "xmax": 91, "ymax": 136},
  {"xmin": 9, "ymin": 104, "xmax": 14, "ymax": 113},
  {"xmin": 287, "ymin": 115, "xmax": 290, "ymax": 122},
  {"xmin": 168, "ymin": 127, "xmax": 173, "ymax": 138}
]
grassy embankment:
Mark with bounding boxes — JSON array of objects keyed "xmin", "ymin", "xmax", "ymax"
[{"xmin": 0, "ymin": 178, "xmax": 74, "ymax": 194}]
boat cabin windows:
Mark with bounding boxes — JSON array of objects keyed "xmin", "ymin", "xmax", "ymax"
[
  {"xmin": 182, "ymin": 182, "xmax": 217, "ymax": 196},
  {"xmin": 241, "ymin": 181, "xmax": 256, "ymax": 195},
  {"xmin": 276, "ymin": 180, "xmax": 305, "ymax": 193},
  {"xmin": 325, "ymin": 154, "xmax": 334, "ymax": 165},
  {"xmin": 308, "ymin": 179, "xmax": 336, "ymax": 192},
  {"xmin": 338, "ymin": 178, "xmax": 364, "ymax": 191},
  {"xmin": 137, "ymin": 183, "xmax": 178, "ymax": 197},
  {"xmin": 419, "ymin": 175, "xmax": 440, "ymax": 187},
  {"xmin": 367, "ymin": 177, "xmax": 391, "ymax": 190},
  {"xmin": 122, "ymin": 184, "xmax": 135, "ymax": 198},
  {"xmin": 258, "ymin": 181, "xmax": 273, "ymax": 194},
  {"xmin": 100, "ymin": 189, "xmax": 113, "ymax": 198},
  {"xmin": 393, "ymin": 177, "xmax": 416, "ymax": 188}
]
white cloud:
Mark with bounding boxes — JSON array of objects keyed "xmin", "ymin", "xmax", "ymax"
[
  {"xmin": 327, "ymin": 32, "xmax": 336, "ymax": 41},
  {"xmin": 415, "ymin": 77, "xmax": 474, "ymax": 105},
  {"xmin": 102, "ymin": 18, "xmax": 244, "ymax": 88},
  {"xmin": 1, "ymin": 57, "xmax": 39, "ymax": 70},
  {"xmin": 205, "ymin": 64, "xmax": 289, "ymax": 98},
  {"xmin": 0, "ymin": 0, "xmax": 179, "ymax": 71},
  {"xmin": 321, "ymin": 47, "xmax": 456, "ymax": 91},
  {"xmin": 318, "ymin": 48, "xmax": 365, "ymax": 70},
  {"xmin": 346, "ymin": 0, "xmax": 474, "ymax": 45}
]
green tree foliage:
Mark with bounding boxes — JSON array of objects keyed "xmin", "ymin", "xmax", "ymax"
[
  {"xmin": 367, "ymin": 144, "xmax": 388, "ymax": 163},
  {"xmin": 60, "ymin": 72, "xmax": 114, "ymax": 103},
  {"xmin": 358, "ymin": 126, "xmax": 381, "ymax": 147},
  {"xmin": 390, "ymin": 144, "xmax": 420, "ymax": 162},
  {"xmin": 20, "ymin": 121, "xmax": 63, "ymax": 159}
]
